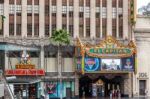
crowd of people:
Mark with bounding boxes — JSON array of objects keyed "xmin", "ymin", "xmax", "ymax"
[{"xmin": 109, "ymin": 89, "xmax": 121, "ymax": 98}]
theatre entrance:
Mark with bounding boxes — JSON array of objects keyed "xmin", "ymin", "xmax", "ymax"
[{"xmin": 79, "ymin": 74, "xmax": 124, "ymax": 98}]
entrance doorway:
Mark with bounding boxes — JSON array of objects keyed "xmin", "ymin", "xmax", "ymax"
[
  {"xmin": 79, "ymin": 76, "xmax": 92, "ymax": 98},
  {"xmin": 79, "ymin": 75, "xmax": 123, "ymax": 98},
  {"xmin": 139, "ymin": 80, "xmax": 146, "ymax": 96}
]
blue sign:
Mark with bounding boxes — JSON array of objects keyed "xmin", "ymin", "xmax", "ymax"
[{"xmin": 84, "ymin": 58, "xmax": 100, "ymax": 72}]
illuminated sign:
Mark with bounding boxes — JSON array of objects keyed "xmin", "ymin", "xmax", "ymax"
[
  {"xmin": 16, "ymin": 64, "xmax": 35, "ymax": 69},
  {"xmin": 5, "ymin": 69, "xmax": 45, "ymax": 76}
]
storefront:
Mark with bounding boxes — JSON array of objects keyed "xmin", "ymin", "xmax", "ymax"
[
  {"xmin": 3, "ymin": 43, "xmax": 45, "ymax": 98},
  {"xmin": 75, "ymin": 36, "xmax": 137, "ymax": 98},
  {"xmin": 44, "ymin": 80, "xmax": 75, "ymax": 99}
]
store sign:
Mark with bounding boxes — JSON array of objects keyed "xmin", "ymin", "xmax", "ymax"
[
  {"xmin": 5, "ymin": 69, "xmax": 45, "ymax": 76},
  {"xmin": 16, "ymin": 64, "xmax": 35, "ymax": 69}
]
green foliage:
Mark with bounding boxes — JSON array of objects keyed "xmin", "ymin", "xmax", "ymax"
[
  {"xmin": 50, "ymin": 29, "xmax": 70, "ymax": 46},
  {"xmin": 138, "ymin": 2, "xmax": 150, "ymax": 16}
]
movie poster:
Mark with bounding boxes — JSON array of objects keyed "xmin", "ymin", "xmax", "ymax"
[
  {"xmin": 84, "ymin": 58, "xmax": 101, "ymax": 72},
  {"xmin": 122, "ymin": 56, "xmax": 134, "ymax": 71},
  {"xmin": 101, "ymin": 59, "xmax": 121, "ymax": 71}
]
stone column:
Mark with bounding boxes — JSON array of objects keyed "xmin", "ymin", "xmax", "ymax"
[
  {"xmin": 4, "ymin": 0, "xmax": 9, "ymax": 37},
  {"xmin": 90, "ymin": 0, "xmax": 96, "ymax": 38},
  {"xmin": 123, "ymin": 0, "xmax": 129, "ymax": 39},
  {"xmin": 73, "ymin": 0, "xmax": 79, "ymax": 38},
  {"xmin": 56, "ymin": 0, "xmax": 62, "ymax": 29},
  {"xmin": 5, "ymin": 51, "xmax": 9, "ymax": 69},
  {"xmin": 75, "ymin": 74, "xmax": 79, "ymax": 98},
  {"xmin": 32, "ymin": 0, "xmax": 34, "ymax": 37},
  {"xmin": 40, "ymin": 46, "xmax": 44, "ymax": 69},
  {"xmin": 14, "ymin": 0, "xmax": 16, "ymax": 36},
  {"xmin": 107, "ymin": 0, "xmax": 112, "ymax": 36},
  {"xmin": 124, "ymin": 73, "xmax": 132, "ymax": 97},
  {"xmin": 39, "ymin": 0, "xmax": 45, "ymax": 38},
  {"xmin": 22, "ymin": 0, "xmax": 27, "ymax": 37}
]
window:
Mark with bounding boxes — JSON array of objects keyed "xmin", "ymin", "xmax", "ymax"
[
  {"xmin": 112, "ymin": 19, "xmax": 116, "ymax": 37},
  {"xmin": 34, "ymin": 0, "xmax": 39, "ymax": 5},
  {"xmin": 9, "ymin": 0, "xmax": 14, "ymax": 4},
  {"xmin": 10, "ymin": 5, "xmax": 15, "ymax": 14},
  {"xmin": 45, "ymin": 25, "xmax": 49, "ymax": 36},
  {"xmin": 34, "ymin": 24, "xmax": 39, "ymax": 36},
  {"xmin": 68, "ymin": 6, "xmax": 73, "ymax": 11},
  {"xmin": 16, "ymin": 24, "xmax": 21, "ymax": 36},
  {"xmin": 16, "ymin": 14, "xmax": 21, "ymax": 36},
  {"xmin": 16, "ymin": 0, "xmax": 21, "ymax": 5},
  {"xmin": 69, "ymin": 25, "xmax": 73, "ymax": 37},
  {"xmin": 102, "ymin": 18, "xmax": 106, "ymax": 38},
  {"xmin": 9, "ymin": 24, "xmax": 14, "ymax": 36},
  {"xmin": 62, "ymin": 0, "xmax": 67, "ymax": 6},
  {"xmin": 102, "ymin": 7, "xmax": 107, "ymax": 18},
  {"xmin": 16, "ymin": 5, "xmax": 22, "ymax": 13},
  {"xmin": 102, "ymin": 0, "xmax": 107, "ymax": 7},
  {"xmin": 112, "ymin": 0, "xmax": 116, "ymax": 7},
  {"xmin": 118, "ymin": 0, "xmax": 123, "ymax": 8},
  {"xmin": 119, "ymin": 16, "xmax": 123, "ymax": 38},
  {"xmin": 96, "ymin": 7, "xmax": 100, "ymax": 13},
  {"xmin": 27, "ymin": 24, "xmax": 32, "ymax": 36},
  {"xmin": 79, "ymin": 7, "xmax": 84, "ymax": 12},
  {"xmin": 79, "ymin": 12, "xmax": 83, "ymax": 17},
  {"xmin": 69, "ymin": 12, "xmax": 73, "ymax": 17},
  {"xmin": 0, "ymin": 4, "xmax": 3, "ymax": 15},
  {"xmin": 27, "ymin": 0, "xmax": 32, "ymax": 5},
  {"xmin": 112, "ymin": 8, "xmax": 116, "ymax": 18},
  {"xmin": 86, "ymin": 0, "xmax": 90, "ymax": 6},
  {"xmin": 34, "ymin": 5, "xmax": 39, "ymax": 13},
  {"xmin": 62, "ymin": 24, "xmax": 67, "ymax": 30},
  {"xmin": 69, "ymin": 0, "xmax": 73, "ymax": 6},
  {"xmin": 52, "ymin": 24, "xmax": 56, "ymax": 32},
  {"xmin": 52, "ymin": 13, "xmax": 56, "ymax": 17},
  {"xmin": 52, "ymin": 6, "xmax": 56, "ymax": 13},
  {"xmin": 0, "ymin": 0, "xmax": 4, "ymax": 3},
  {"xmin": 86, "ymin": 26, "xmax": 90, "ymax": 37},
  {"xmin": 79, "ymin": 0, "xmax": 84, "ymax": 6},
  {"xmin": 85, "ymin": 7, "xmax": 90, "ymax": 18},
  {"xmin": 62, "ymin": 6, "xmax": 67, "ymax": 14},
  {"xmin": 27, "ymin": 5, "xmax": 32, "ymax": 13},
  {"xmin": 96, "ymin": 13, "xmax": 100, "ymax": 18},
  {"xmin": 96, "ymin": 19, "xmax": 100, "ymax": 37},
  {"xmin": 52, "ymin": 0, "xmax": 56, "ymax": 5},
  {"xmin": 79, "ymin": 24, "xmax": 83, "ymax": 37},
  {"xmin": 45, "ymin": 5, "xmax": 49, "ymax": 15},
  {"xmin": 96, "ymin": 0, "xmax": 100, "ymax": 7},
  {"xmin": 34, "ymin": 14, "xmax": 39, "ymax": 36}
]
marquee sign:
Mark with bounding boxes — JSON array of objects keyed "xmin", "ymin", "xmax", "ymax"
[
  {"xmin": 5, "ymin": 69, "xmax": 45, "ymax": 76},
  {"xmin": 76, "ymin": 36, "xmax": 136, "ymax": 58},
  {"xmin": 76, "ymin": 36, "xmax": 137, "ymax": 74}
]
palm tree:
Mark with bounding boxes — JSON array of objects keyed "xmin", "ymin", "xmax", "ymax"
[{"xmin": 50, "ymin": 29, "xmax": 70, "ymax": 99}]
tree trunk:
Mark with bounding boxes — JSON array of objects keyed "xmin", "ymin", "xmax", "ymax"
[{"xmin": 58, "ymin": 46, "xmax": 62, "ymax": 99}]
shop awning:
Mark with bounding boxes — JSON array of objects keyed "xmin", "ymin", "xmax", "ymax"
[{"xmin": 0, "ymin": 42, "xmax": 40, "ymax": 51}]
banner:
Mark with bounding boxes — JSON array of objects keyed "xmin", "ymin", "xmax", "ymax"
[{"xmin": 5, "ymin": 69, "xmax": 45, "ymax": 76}]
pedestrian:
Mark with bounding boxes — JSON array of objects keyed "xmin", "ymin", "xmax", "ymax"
[{"xmin": 110, "ymin": 90, "xmax": 112, "ymax": 98}]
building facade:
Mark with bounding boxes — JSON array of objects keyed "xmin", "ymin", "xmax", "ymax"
[
  {"xmin": 0, "ymin": 0, "xmax": 140, "ymax": 98},
  {"xmin": 134, "ymin": 15, "xmax": 150, "ymax": 97}
]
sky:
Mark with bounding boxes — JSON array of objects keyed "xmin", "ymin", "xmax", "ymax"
[{"xmin": 137, "ymin": 0, "xmax": 150, "ymax": 12}]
